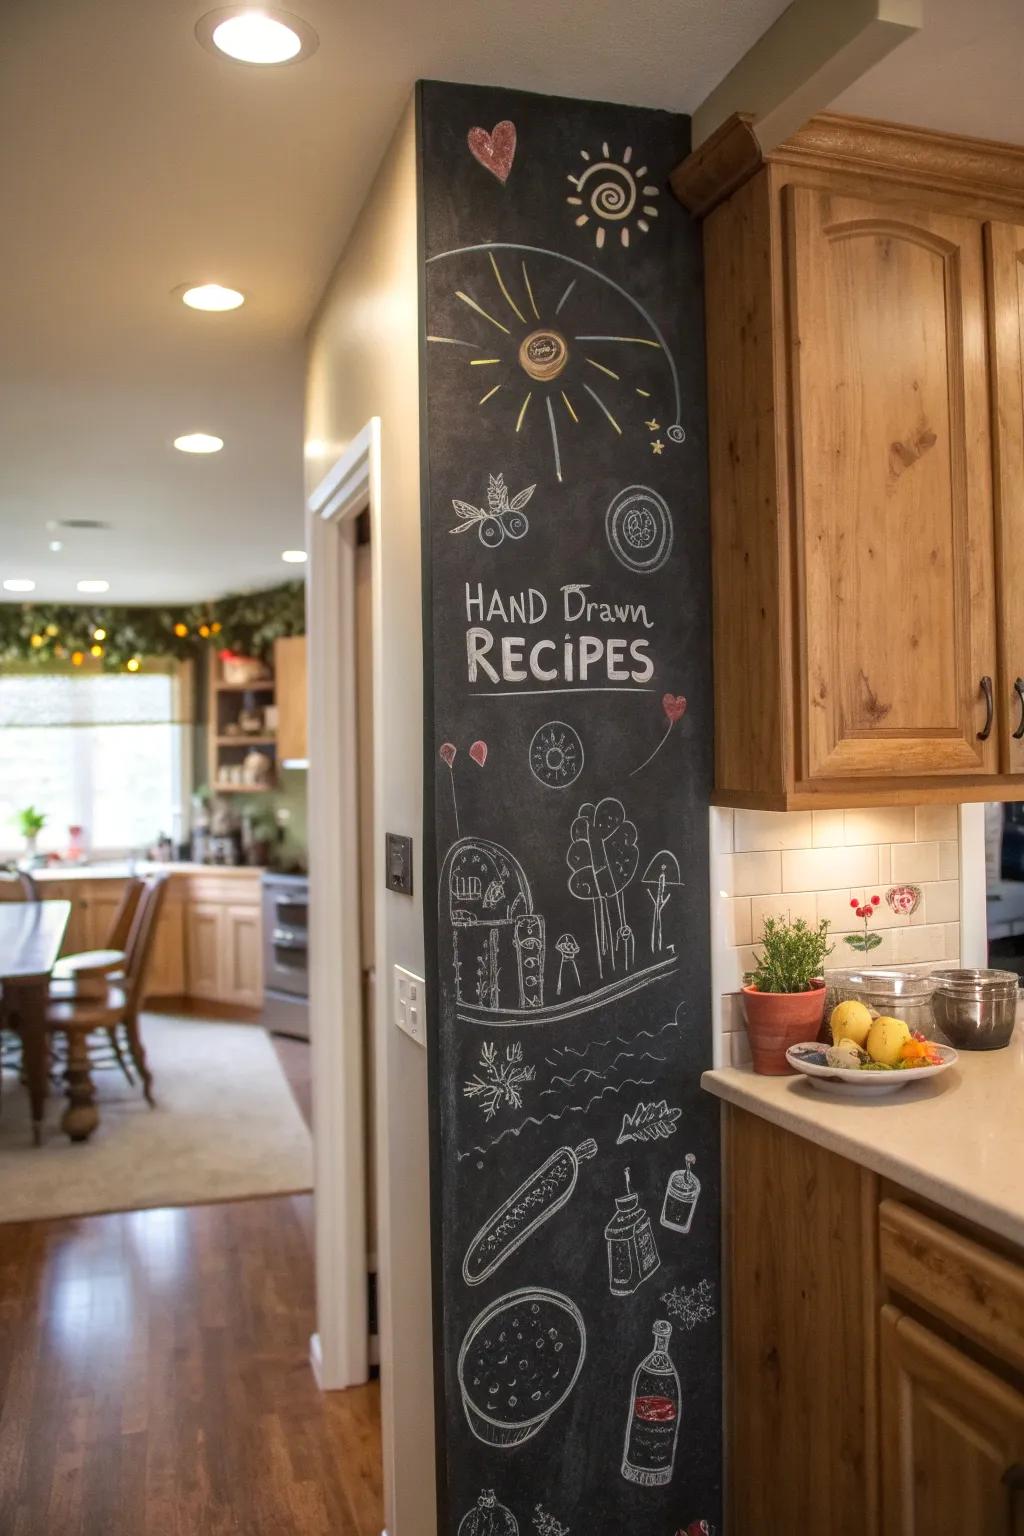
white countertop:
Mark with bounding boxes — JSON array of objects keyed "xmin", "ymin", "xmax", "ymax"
[
  {"xmin": 703, "ymin": 1027, "xmax": 1024, "ymax": 1249},
  {"xmin": 30, "ymin": 861, "xmax": 266, "ymax": 881}
]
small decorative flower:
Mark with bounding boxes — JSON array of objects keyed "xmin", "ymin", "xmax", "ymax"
[{"xmin": 845, "ymin": 893, "xmax": 883, "ymax": 953}]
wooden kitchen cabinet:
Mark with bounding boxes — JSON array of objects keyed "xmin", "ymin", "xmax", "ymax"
[
  {"xmin": 676, "ymin": 113, "xmax": 1024, "ymax": 807},
  {"xmin": 183, "ymin": 875, "xmax": 263, "ymax": 1008},
  {"xmin": 274, "ymin": 634, "xmax": 307, "ymax": 764}
]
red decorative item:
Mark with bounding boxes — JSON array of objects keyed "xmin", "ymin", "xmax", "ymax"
[
  {"xmin": 887, "ymin": 884, "xmax": 921, "ymax": 917},
  {"xmin": 469, "ymin": 740, "xmax": 488, "ymax": 767},
  {"xmin": 662, "ymin": 693, "xmax": 687, "ymax": 724},
  {"xmin": 681, "ymin": 1523, "xmax": 715, "ymax": 1536},
  {"xmin": 439, "ymin": 743, "xmax": 457, "ymax": 767},
  {"xmin": 467, "ymin": 121, "xmax": 517, "ymax": 183}
]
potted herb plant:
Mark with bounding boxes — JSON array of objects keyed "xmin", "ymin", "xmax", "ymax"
[
  {"xmin": 15, "ymin": 805, "xmax": 46, "ymax": 865},
  {"xmin": 741, "ymin": 914, "xmax": 834, "ymax": 1074}
]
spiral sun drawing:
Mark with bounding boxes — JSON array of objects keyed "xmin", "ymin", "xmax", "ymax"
[{"xmin": 566, "ymin": 143, "xmax": 660, "ymax": 251}]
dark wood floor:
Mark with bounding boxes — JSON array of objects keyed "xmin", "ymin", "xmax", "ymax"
[{"xmin": 0, "ymin": 1019, "xmax": 382, "ymax": 1536}]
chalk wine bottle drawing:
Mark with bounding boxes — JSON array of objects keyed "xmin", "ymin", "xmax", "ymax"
[{"xmin": 622, "ymin": 1319, "xmax": 681, "ymax": 1486}]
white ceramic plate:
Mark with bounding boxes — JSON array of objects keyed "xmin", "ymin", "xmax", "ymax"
[{"xmin": 785, "ymin": 1042, "xmax": 958, "ymax": 1097}]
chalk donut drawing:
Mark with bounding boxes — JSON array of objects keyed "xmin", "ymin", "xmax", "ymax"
[
  {"xmin": 605, "ymin": 485, "xmax": 673, "ymax": 574},
  {"xmin": 566, "ymin": 142, "xmax": 660, "ymax": 251},
  {"xmin": 463, "ymin": 1041, "xmax": 536, "ymax": 1121},
  {"xmin": 458, "ymin": 1287, "xmax": 586, "ymax": 1448},
  {"xmin": 529, "ymin": 721, "xmax": 584, "ymax": 789},
  {"xmin": 462, "ymin": 1139, "xmax": 597, "ymax": 1285},
  {"xmin": 425, "ymin": 244, "xmax": 687, "ymax": 475},
  {"xmin": 451, "ymin": 473, "xmax": 536, "ymax": 549}
]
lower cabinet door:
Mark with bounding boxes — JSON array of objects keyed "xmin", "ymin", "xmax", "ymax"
[
  {"xmin": 185, "ymin": 903, "xmax": 224, "ymax": 1000},
  {"xmin": 223, "ymin": 904, "xmax": 263, "ymax": 1008},
  {"xmin": 881, "ymin": 1303, "xmax": 1024, "ymax": 1535}
]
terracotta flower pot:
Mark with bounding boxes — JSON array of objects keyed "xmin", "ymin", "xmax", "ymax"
[{"xmin": 740, "ymin": 981, "xmax": 827, "ymax": 1074}]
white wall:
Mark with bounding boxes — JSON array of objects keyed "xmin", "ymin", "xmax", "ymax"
[{"xmin": 305, "ymin": 98, "xmax": 434, "ymax": 1536}]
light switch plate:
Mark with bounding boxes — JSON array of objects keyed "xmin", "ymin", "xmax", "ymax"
[
  {"xmin": 394, "ymin": 964, "xmax": 426, "ymax": 1048},
  {"xmin": 385, "ymin": 832, "xmax": 414, "ymax": 895}
]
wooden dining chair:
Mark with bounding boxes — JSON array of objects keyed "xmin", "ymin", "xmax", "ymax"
[
  {"xmin": 46, "ymin": 875, "xmax": 168, "ymax": 1141},
  {"xmin": 0, "ymin": 865, "xmax": 39, "ymax": 901},
  {"xmin": 51, "ymin": 876, "xmax": 144, "ymax": 989}
]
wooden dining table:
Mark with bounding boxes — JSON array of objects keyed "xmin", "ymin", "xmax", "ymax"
[{"xmin": 0, "ymin": 900, "xmax": 70, "ymax": 1144}]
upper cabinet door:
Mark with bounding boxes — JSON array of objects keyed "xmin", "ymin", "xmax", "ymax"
[
  {"xmin": 785, "ymin": 188, "xmax": 998, "ymax": 782},
  {"xmin": 986, "ymin": 222, "xmax": 1024, "ymax": 774}
]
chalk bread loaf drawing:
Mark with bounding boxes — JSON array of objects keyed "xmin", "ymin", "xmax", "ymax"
[
  {"xmin": 462, "ymin": 1139, "xmax": 597, "ymax": 1286},
  {"xmin": 458, "ymin": 1287, "xmax": 586, "ymax": 1448}
]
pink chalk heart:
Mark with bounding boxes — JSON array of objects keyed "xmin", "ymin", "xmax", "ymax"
[
  {"xmin": 886, "ymin": 884, "xmax": 921, "ymax": 917},
  {"xmin": 662, "ymin": 693, "xmax": 687, "ymax": 725},
  {"xmin": 469, "ymin": 740, "xmax": 488, "ymax": 767},
  {"xmin": 467, "ymin": 121, "xmax": 517, "ymax": 184},
  {"xmin": 439, "ymin": 742, "xmax": 457, "ymax": 767}
]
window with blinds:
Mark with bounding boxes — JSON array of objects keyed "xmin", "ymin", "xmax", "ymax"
[{"xmin": 0, "ymin": 667, "xmax": 190, "ymax": 856}]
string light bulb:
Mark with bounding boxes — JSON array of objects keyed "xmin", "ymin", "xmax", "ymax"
[
  {"xmin": 126, "ymin": 657, "xmax": 141, "ymax": 672},
  {"xmin": 90, "ymin": 643, "xmax": 104, "ymax": 658},
  {"xmin": 45, "ymin": 623, "xmax": 59, "ymax": 637},
  {"xmin": 71, "ymin": 651, "xmax": 84, "ymax": 666},
  {"xmin": 93, "ymin": 627, "xmax": 106, "ymax": 642},
  {"xmin": 198, "ymin": 623, "xmax": 211, "ymax": 638},
  {"xmin": 173, "ymin": 622, "xmax": 189, "ymax": 638},
  {"xmin": 30, "ymin": 633, "xmax": 44, "ymax": 649}
]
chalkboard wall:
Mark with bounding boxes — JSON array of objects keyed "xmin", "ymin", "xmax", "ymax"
[{"xmin": 419, "ymin": 79, "xmax": 719, "ymax": 1536}]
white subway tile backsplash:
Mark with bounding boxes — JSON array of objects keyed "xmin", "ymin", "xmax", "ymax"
[
  {"xmin": 942, "ymin": 922, "xmax": 961, "ymax": 961},
  {"xmin": 812, "ymin": 809, "xmax": 846, "ymax": 848},
  {"xmin": 915, "ymin": 804, "xmax": 959, "ymax": 842},
  {"xmin": 921, "ymin": 881, "xmax": 960, "ymax": 924},
  {"xmin": 891, "ymin": 841, "xmax": 940, "ymax": 884},
  {"xmin": 844, "ymin": 807, "xmax": 916, "ymax": 845},
  {"xmin": 817, "ymin": 889, "xmax": 862, "ymax": 929},
  {"xmin": 731, "ymin": 850, "xmax": 783, "ymax": 897},
  {"xmin": 782, "ymin": 844, "xmax": 879, "ymax": 893},
  {"xmin": 939, "ymin": 840, "xmax": 959, "ymax": 880},
  {"xmin": 828, "ymin": 929, "xmax": 896, "ymax": 967},
  {"xmin": 750, "ymin": 892, "xmax": 818, "ymax": 935},
  {"xmin": 891, "ymin": 924, "xmax": 947, "ymax": 964},
  {"xmin": 722, "ymin": 896, "xmax": 752, "ymax": 948},
  {"xmin": 734, "ymin": 810, "xmax": 814, "ymax": 852},
  {"xmin": 877, "ymin": 845, "xmax": 892, "ymax": 884}
]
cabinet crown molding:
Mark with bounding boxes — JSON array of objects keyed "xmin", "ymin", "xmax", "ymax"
[{"xmin": 672, "ymin": 111, "xmax": 1024, "ymax": 218}]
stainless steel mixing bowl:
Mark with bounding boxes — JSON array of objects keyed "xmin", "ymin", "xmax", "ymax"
[{"xmin": 930, "ymin": 968, "xmax": 1019, "ymax": 1050}]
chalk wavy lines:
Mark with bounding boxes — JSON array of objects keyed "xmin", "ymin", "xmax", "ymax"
[{"xmin": 457, "ymin": 1077, "xmax": 656, "ymax": 1160}]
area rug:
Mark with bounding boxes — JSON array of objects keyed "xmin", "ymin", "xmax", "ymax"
[{"xmin": 0, "ymin": 1014, "xmax": 313, "ymax": 1223}]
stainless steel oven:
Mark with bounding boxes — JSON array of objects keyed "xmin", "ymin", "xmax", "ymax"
[{"xmin": 261, "ymin": 872, "xmax": 309, "ymax": 1039}]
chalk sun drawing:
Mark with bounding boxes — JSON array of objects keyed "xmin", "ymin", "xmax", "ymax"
[
  {"xmin": 463, "ymin": 1041, "xmax": 536, "ymax": 1121},
  {"xmin": 462, "ymin": 1138, "xmax": 597, "ymax": 1286},
  {"xmin": 605, "ymin": 485, "xmax": 674, "ymax": 574},
  {"xmin": 566, "ymin": 141, "xmax": 660, "ymax": 251},
  {"xmin": 450, "ymin": 473, "xmax": 536, "ymax": 549},
  {"xmin": 457, "ymin": 1288, "xmax": 586, "ymax": 1448},
  {"xmin": 425, "ymin": 244, "xmax": 687, "ymax": 474},
  {"xmin": 529, "ymin": 721, "xmax": 584, "ymax": 789}
]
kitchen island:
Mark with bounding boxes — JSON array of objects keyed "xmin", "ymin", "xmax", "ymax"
[{"xmin": 703, "ymin": 1034, "xmax": 1024, "ymax": 1536}]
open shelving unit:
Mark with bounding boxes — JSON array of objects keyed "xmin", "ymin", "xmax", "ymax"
[{"xmin": 207, "ymin": 650, "xmax": 278, "ymax": 794}]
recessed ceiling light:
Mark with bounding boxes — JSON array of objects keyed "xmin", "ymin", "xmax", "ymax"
[
  {"xmin": 48, "ymin": 540, "xmax": 63, "ymax": 552},
  {"xmin": 76, "ymin": 579, "xmax": 110, "ymax": 594},
  {"xmin": 174, "ymin": 433, "xmax": 224, "ymax": 454},
  {"xmin": 181, "ymin": 283, "xmax": 245, "ymax": 312},
  {"xmin": 281, "ymin": 549, "xmax": 307, "ymax": 564},
  {"xmin": 195, "ymin": 8, "xmax": 318, "ymax": 66},
  {"xmin": 57, "ymin": 517, "xmax": 111, "ymax": 530},
  {"xmin": 3, "ymin": 578, "xmax": 36, "ymax": 593}
]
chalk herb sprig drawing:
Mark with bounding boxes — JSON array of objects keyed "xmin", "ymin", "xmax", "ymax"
[
  {"xmin": 463, "ymin": 1042, "xmax": 536, "ymax": 1120},
  {"xmin": 450, "ymin": 473, "xmax": 536, "ymax": 548}
]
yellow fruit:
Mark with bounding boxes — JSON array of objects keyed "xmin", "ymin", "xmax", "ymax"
[
  {"xmin": 866, "ymin": 1016, "xmax": 911, "ymax": 1066},
  {"xmin": 830, "ymin": 998, "xmax": 873, "ymax": 1047}
]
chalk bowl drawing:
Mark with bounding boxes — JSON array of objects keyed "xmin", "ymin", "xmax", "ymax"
[
  {"xmin": 425, "ymin": 244, "xmax": 687, "ymax": 480},
  {"xmin": 566, "ymin": 142, "xmax": 660, "ymax": 252},
  {"xmin": 661, "ymin": 1152, "xmax": 701, "ymax": 1234},
  {"xmin": 459, "ymin": 1491, "xmax": 519, "ymax": 1536},
  {"xmin": 443, "ymin": 837, "xmax": 546, "ymax": 1012},
  {"xmin": 618, "ymin": 1098, "xmax": 682, "ymax": 1145},
  {"xmin": 567, "ymin": 797, "xmax": 639, "ymax": 981},
  {"xmin": 451, "ymin": 473, "xmax": 536, "ymax": 548},
  {"xmin": 606, "ymin": 485, "xmax": 673, "ymax": 575},
  {"xmin": 464, "ymin": 1041, "xmax": 536, "ymax": 1121},
  {"xmin": 458, "ymin": 1287, "xmax": 586, "ymax": 1448},
  {"xmin": 554, "ymin": 933, "xmax": 581, "ymax": 997},
  {"xmin": 622, "ymin": 1318, "xmax": 680, "ymax": 1486},
  {"xmin": 529, "ymin": 721, "xmax": 584, "ymax": 790},
  {"xmin": 660, "ymin": 1277, "xmax": 717, "ymax": 1333},
  {"xmin": 462, "ymin": 1138, "xmax": 597, "ymax": 1286},
  {"xmin": 467, "ymin": 121, "xmax": 517, "ymax": 183},
  {"xmin": 605, "ymin": 1167, "xmax": 661, "ymax": 1296},
  {"xmin": 533, "ymin": 1509, "xmax": 570, "ymax": 1536}
]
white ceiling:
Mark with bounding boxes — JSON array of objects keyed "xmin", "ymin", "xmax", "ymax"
[{"xmin": 0, "ymin": 0, "xmax": 793, "ymax": 605}]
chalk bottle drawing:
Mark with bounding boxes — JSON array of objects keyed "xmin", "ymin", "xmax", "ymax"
[
  {"xmin": 605, "ymin": 1167, "xmax": 661, "ymax": 1296},
  {"xmin": 661, "ymin": 1153, "xmax": 701, "ymax": 1235},
  {"xmin": 458, "ymin": 1490, "xmax": 519, "ymax": 1536},
  {"xmin": 622, "ymin": 1319, "xmax": 680, "ymax": 1486}
]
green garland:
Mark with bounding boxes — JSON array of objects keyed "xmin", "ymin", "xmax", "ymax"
[{"xmin": 0, "ymin": 581, "xmax": 305, "ymax": 671}]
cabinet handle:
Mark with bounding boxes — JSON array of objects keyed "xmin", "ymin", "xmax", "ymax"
[
  {"xmin": 1014, "ymin": 678, "xmax": 1024, "ymax": 741},
  {"xmin": 978, "ymin": 675, "xmax": 994, "ymax": 741}
]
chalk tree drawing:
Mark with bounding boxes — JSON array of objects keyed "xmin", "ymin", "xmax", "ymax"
[
  {"xmin": 566, "ymin": 143, "xmax": 660, "ymax": 252},
  {"xmin": 458, "ymin": 1492, "xmax": 520, "ymax": 1536},
  {"xmin": 617, "ymin": 1099, "xmax": 682, "ymax": 1145},
  {"xmin": 605, "ymin": 1167, "xmax": 661, "ymax": 1296},
  {"xmin": 425, "ymin": 244, "xmax": 688, "ymax": 473},
  {"xmin": 467, "ymin": 121, "xmax": 517, "ymax": 183},
  {"xmin": 554, "ymin": 933, "xmax": 581, "ymax": 996},
  {"xmin": 458, "ymin": 1288, "xmax": 586, "ymax": 1448},
  {"xmin": 661, "ymin": 1152, "xmax": 701, "ymax": 1234},
  {"xmin": 605, "ymin": 485, "xmax": 673, "ymax": 574},
  {"xmin": 642, "ymin": 851, "xmax": 683, "ymax": 954},
  {"xmin": 529, "ymin": 721, "xmax": 584, "ymax": 789},
  {"xmin": 463, "ymin": 1042, "xmax": 536, "ymax": 1121},
  {"xmin": 630, "ymin": 692, "xmax": 687, "ymax": 778},
  {"xmin": 660, "ymin": 1277, "xmax": 717, "ymax": 1332},
  {"xmin": 451, "ymin": 473, "xmax": 536, "ymax": 548},
  {"xmin": 443, "ymin": 838, "xmax": 545, "ymax": 1011},
  {"xmin": 566, "ymin": 797, "xmax": 639, "ymax": 979},
  {"xmin": 462, "ymin": 1139, "xmax": 597, "ymax": 1286}
]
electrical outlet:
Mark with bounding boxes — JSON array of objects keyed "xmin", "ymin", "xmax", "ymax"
[{"xmin": 394, "ymin": 964, "xmax": 426, "ymax": 1047}]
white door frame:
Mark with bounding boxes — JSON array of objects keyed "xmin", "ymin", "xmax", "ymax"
[{"xmin": 305, "ymin": 417, "xmax": 383, "ymax": 1390}]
